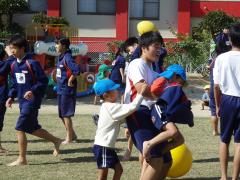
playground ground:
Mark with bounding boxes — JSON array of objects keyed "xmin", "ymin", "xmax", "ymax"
[{"xmin": 0, "ymin": 74, "xmax": 236, "ymax": 180}]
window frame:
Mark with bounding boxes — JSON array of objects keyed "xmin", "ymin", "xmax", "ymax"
[
  {"xmin": 77, "ymin": 0, "xmax": 116, "ymax": 15},
  {"xmin": 130, "ymin": 0, "xmax": 160, "ymax": 20}
]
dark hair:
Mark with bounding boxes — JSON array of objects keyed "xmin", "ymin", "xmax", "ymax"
[
  {"xmin": 229, "ymin": 23, "xmax": 240, "ymax": 48},
  {"xmin": 0, "ymin": 44, "xmax": 6, "ymax": 60},
  {"xmin": 139, "ymin": 31, "xmax": 163, "ymax": 49},
  {"xmin": 115, "ymin": 43, "xmax": 126, "ymax": 58},
  {"xmin": 55, "ymin": 37, "xmax": 70, "ymax": 49},
  {"xmin": 124, "ymin": 37, "xmax": 138, "ymax": 48},
  {"xmin": 9, "ymin": 35, "xmax": 27, "ymax": 50}
]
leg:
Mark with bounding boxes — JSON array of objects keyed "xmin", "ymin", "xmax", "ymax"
[
  {"xmin": 232, "ymin": 143, "xmax": 240, "ymax": 179},
  {"xmin": 219, "ymin": 141, "xmax": 229, "ymax": 180},
  {"xmin": 201, "ymin": 102, "xmax": 204, "ymax": 110},
  {"xmin": 123, "ymin": 129, "xmax": 133, "ymax": 161},
  {"xmin": 159, "ymin": 161, "xmax": 172, "ymax": 180},
  {"xmin": 7, "ymin": 131, "xmax": 27, "ymax": 166},
  {"xmin": 141, "ymin": 157, "xmax": 164, "ymax": 180},
  {"xmin": 97, "ymin": 168, "xmax": 108, "ymax": 180},
  {"xmin": 0, "ymin": 132, "xmax": 8, "ymax": 154},
  {"xmin": 211, "ymin": 116, "xmax": 219, "ymax": 136},
  {"xmin": 31, "ymin": 128, "xmax": 62, "ymax": 156},
  {"xmin": 112, "ymin": 162, "xmax": 123, "ymax": 180},
  {"xmin": 62, "ymin": 117, "xmax": 76, "ymax": 144}
]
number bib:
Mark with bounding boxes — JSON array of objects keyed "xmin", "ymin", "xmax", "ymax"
[
  {"xmin": 15, "ymin": 73, "xmax": 26, "ymax": 84},
  {"xmin": 56, "ymin": 68, "xmax": 61, "ymax": 78}
]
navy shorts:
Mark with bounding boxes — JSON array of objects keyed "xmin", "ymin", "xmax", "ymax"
[
  {"xmin": 220, "ymin": 94, "xmax": 240, "ymax": 144},
  {"xmin": 58, "ymin": 94, "xmax": 76, "ymax": 118},
  {"xmin": 93, "ymin": 145, "xmax": 119, "ymax": 169},
  {"xmin": 126, "ymin": 106, "xmax": 166, "ymax": 158},
  {"xmin": 16, "ymin": 108, "xmax": 41, "ymax": 134},
  {"xmin": 163, "ymin": 151, "xmax": 172, "ymax": 164},
  {"xmin": 0, "ymin": 104, "xmax": 6, "ymax": 131},
  {"xmin": 209, "ymin": 97, "xmax": 216, "ymax": 116}
]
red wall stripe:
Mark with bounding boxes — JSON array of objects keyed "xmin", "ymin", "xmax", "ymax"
[
  {"xmin": 116, "ymin": 0, "xmax": 129, "ymax": 40},
  {"xmin": 191, "ymin": 1, "xmax": 240, "ymax": 17},
  {"xmin": 47, "ymin": 0, "xmax": 61, "ymax": 17},
  {"xmin": 178, "ymin": 0, "xmax": 191, "ymax": 35}
]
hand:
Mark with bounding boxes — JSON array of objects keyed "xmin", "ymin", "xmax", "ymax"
[
  {"xmin": 6, "ymin": 98, "xmax": 14, "ymax": 108},
  {"xmin": 124, "ymin": 128, "xmax": 130, "ymax": 139},
  {"xmin": 140, "ymin": 83, "xmax": 148, "ymax": 95},
  {"xmin": 68, "ymin": 79, "xmax": 74, "ymax": 87},
  {"xmin": 24, "ymin": 91, "xmax": 33, "ymax": 100}
]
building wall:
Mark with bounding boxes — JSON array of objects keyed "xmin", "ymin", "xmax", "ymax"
[
  {"xmin": 61, "ymin": 0, "xmax": 116, "ymax": 38},
  {"xmin": 13, "ymin": 14, "xmax": 34, "ymax": 28},
  {"xmin": 129, "ymin": 0, "xmax": 178, "ymax": 38}
]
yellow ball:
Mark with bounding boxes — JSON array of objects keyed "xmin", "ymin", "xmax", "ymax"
[
  {"xmin": 137, "ymin": 21, "xmax": 158, "ymax": 35},
  {"xmin": 167, "ymin": 144, "xmax": 192, "ymax": 178}
]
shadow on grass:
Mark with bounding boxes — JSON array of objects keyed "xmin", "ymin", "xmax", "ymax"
[
  {"xmin": 2, "ymin": 139, "xmax": 46, "ymax": 144},
  {"xmin": 193, "ymin": 156, "xmax": 233, "ymax": 163}
]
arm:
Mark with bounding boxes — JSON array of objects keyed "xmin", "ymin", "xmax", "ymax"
[
  {"xmin": 142, "ymin": 122, "xmax": 178, "ymax": 160},
  {"xmin": 109, "ymin": 94, "xmax": 144, "ymax": 121},
  {"xmin": 30, "ymin": 61, "xmax": 48, "ymax": 95},
  {"xmin": 66, "ymin": 55, "xmax": 81, "ymax": 76},
  {"xmin": 213, "ymin": 57, "xmax": 221, "ymax": 117},
  {"xmin": 214, "ymin": 84, "xmax": 221, "ymax": 117},
  {"xmin": 6, "ymin": 69, "xmax": 18, "ymax": 107},
  {"xmin": 119, "ymin": 68, "xmax": 125, "ymax": 83}
]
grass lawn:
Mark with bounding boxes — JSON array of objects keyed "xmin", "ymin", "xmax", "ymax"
[{"xmin": 0, "ymin": 113, "xmax": 235, "ymax": 180}]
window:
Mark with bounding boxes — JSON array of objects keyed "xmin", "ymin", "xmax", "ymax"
[
  {"xmin": 130, "ymin": 0, "xmax": 160, "ymax": 20},
  {"xmin": 28, "ymin": 0, "xmax": 47, "ymax": 12},
  {"xmin": 77, "ymin": 0, "xmax": 116, "ymax": 15}
]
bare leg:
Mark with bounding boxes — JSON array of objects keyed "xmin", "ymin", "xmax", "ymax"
[
  {"xmin": 123, "ymin": 130, "xmax": 133, "ymax": 161},
  {"xmin": 141, "ymin": 158, "xmax": 164, "ymax": 180},
  {"xmin": 159, "ymin": 161, "xmax": 172, "ymax": 179},
  {"xmin": 219, "ymin": 141, "xmax": 229, "ymax": 180},
  {"xmin": 201, "ymin": 102, "xmax": 204, "ymax": 110},
  {"xmin": 31, "ymin": 128, "xmax": 62, "ymax": 156},
  {"xmin": 112, "ymin": 162, "xmax": 123, "ymax": 180},
  {"xmin": 7, "ymin": 131, "xmax": 27, "ymax": 166},
  {"xmin": 232, "ymin": 143, "xmax": 240, "ymax": 180},
  {"xmin": 62, "ymin": 117, "xmax": 76, "ymax": 144},
  {"xmin": 211, "ymin": 116, "xmax": 219, "ymax": 136},
  {"xmin": 98, "ymin": 168, "xmax": 108, "ymax": 180}
]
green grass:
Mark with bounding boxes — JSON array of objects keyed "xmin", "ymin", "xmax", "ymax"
[{"xmin": 0, "ymin": 113, "xmax": 235, "ymax": 180}]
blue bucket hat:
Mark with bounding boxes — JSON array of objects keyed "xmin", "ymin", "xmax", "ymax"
[
  {"xmin": 93, "ymin": 79, "xmax": 120, "ymax": 96},
  {"xmin": 159, "ymin": 64, "xmax": 186, "ymax": 81}
]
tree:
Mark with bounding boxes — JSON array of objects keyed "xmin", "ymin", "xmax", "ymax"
[
  {"xmin": 196, "ymin": 10, "xmax": 239, "ymax": 39},
  {"xmin": 0, "ymin": 0, "xmax": 28, "ymax": 29}
]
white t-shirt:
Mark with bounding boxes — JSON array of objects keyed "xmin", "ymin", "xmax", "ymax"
[
  {"xmin": 94, "ymin": 94, "xmax": 143, "ymax": 148},
  {"xmin": 124, "ymin": 58, "xmax": 159, "ymax": 108},
  {"xmin": 213, "ymin": 51, "xmax": 240, "ymax": 97}
]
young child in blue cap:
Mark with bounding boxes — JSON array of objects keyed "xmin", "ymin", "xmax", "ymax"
[
  {"xmin": 6, "ymin": 35, "xmax": 62, "ymax": 166},
  {"xmin": 93, "ymin": 79, "xmax": 147, "ymax": 180},
  {"xmin": 142, "ymin": 64, "xmax": 194, "ymax": 177}
]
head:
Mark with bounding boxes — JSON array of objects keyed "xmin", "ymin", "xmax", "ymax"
[
  {"xmin": 116, "ymin": 43, "xmax": 127, "ymax": 58},
  {"xmin": 163, "ymin": 64, "xmax": 187, "ymax": 86},
  {"xmin": 223, "ymin": 27, "xmax": 229, "ymax": 34},
  {"xmin": 204, "ymin": 85, "xmax": 210, "ymax": 93},
  {"xmin": 139, "ymin": 31, "xmax": 163, "ymax": 63},
  {"xmin": 0, "ymin": 44, "xmax": 6, "ymax": 61},
  {"xmin": 229, "ymin": 23, "xmax": 240, "ymax": 49},
  {"xmin": 215, "ymin": 37, "xmax": 231, "ymax": 56},
  {"xmin": 97, "ymin": 64, "xmax": 112, "ymax": 80},
  {"xmin": 93, "ymin": 79, "xmax": 120, "ymax": 103},
  {"xmin": 124, "ymin": 37, "xmax": 139, "ymax": 54},
  {"xmin": 55, "ymin": 37, "xmax": 70, "ymax": 54},
  {"xmin": 9, "ymin": 35, "xmax": 27, "ymax": 59}
]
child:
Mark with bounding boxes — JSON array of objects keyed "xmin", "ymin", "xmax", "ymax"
[
  {"xmin": 201, "ymin": 85, "xmax": 210, "ymax": 110},
  {"xmin": 143, "ymin": 65, "xmax": 193, "ymax": 163},
  {"xmin": 0, "ymin": 44, "xmax": 8, "ymax": 154},
  {"xmin": 125, "ymin": 31, "xmax": 171, "ymax": 179},
  {"xmin": 110, "ymin": 43, "xmax": 127, "ymax": 103},
  {"xmin": 92, "ymin": 79, "xmax": 146, "ymax": 180},
  {"xmin": 6, "ymin": 35, "xmax": 62, "ymax": 166},
  {"xmin": 124, "ymin": 37, "xmax": 139, "ymax": 61},
  {"xmin": 55, "ymin": 38, "xmax": 81, "ymax": 144},
  {"xmin": 213, "ymin": 23, "xmax": 240, "ymax": 180},
  {"xmin": 93, "ymin": 63, "xmax": 112, "ymax": 105}
]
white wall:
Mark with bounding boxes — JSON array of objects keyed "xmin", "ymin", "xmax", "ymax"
[
  {"xmin": 129, "ymin": 0, "xmax": 178, "ymax": 38},
  {"xmin": 61, "ymin": 0, "xmax": 116, "ymax": 38}
]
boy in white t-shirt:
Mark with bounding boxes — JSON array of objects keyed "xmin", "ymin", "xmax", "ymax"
[
  {"xmin": 213, "ymin": 23, "xmax": 240, "ymax": 180},
  {"xmin": 93, "ymin": 79, "xmax": 146, "ymax": 180}
]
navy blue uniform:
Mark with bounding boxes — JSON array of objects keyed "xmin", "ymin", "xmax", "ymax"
[
  {"xmin": 110, "ymin": 55, "xmax": 125, "ymax": 84},
  {"xmin": 0, "ymin": 56, "xmax": 15, "ymax": 131},
  {"xmin": 9, "ymin": 55, "xmax": 48, "ymax": 133},
  {"xmin": 56, "ymin": 50, "xmax": 80, "ymax": 118},
  {"xmin": 151, "ymin": 83, "xmax": 194, "ymax": 131}
]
